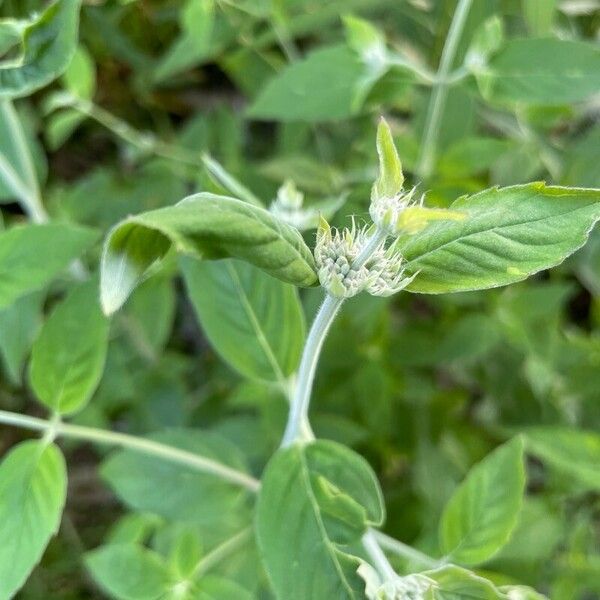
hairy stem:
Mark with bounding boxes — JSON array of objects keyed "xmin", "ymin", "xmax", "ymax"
[
  {"xmin": 0, "ymin": 409, "xmax": 260, "ymax": 492},
  {"xmin": 281, "ymin": 227, "xmax": 388, "ymax": 446},
  {"xmin": 372, "ymin": 530, "xmax": 439, "ymax": 569},
  {"xmin": 415, "ymin": 0, "xmax": 472, "ymax": 179},
  {"xmin": 362, "ymin": 529, "xmax": 398, "ymax": 582}
]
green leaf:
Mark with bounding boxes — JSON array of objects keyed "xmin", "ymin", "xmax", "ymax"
[
  {"xmin": 256, "ymin": 440, "xmax": 384, "ymax": 599},
  {"xmin": 439, "ymin": 137, "xmax": 514, "ymax": 178},
  {"xmin": 190, "ymin": 575, "xmax": 255, "ymax": 600},
  {"xmin": 0, "ymin": 440, "xmax": 67, "ymax": 600},
  {"xmin": 101, "ymin": 429, "xmax": 250, "ymax": 524},
  {"xmin": 62, "ymin": 45, "xmax": 96, "ymax": 100},
  {"xmin": 85, "ymin": 544, "xmax": 172, "ymax": 600},
  {"xmin": 247, "ymin": 45, "xmax": 365, "ymax": 122},
  {"xmin": 398, "ymin": 183, "xmax": 600, "ymax": 294},
  {"xmin": 427, "ymin": 565, "xmax": 506, "ymax": 599},
  {"xmin": 0, "ymin": 223, "xmax": 97, "ymax": 310},
  {"xmin": 474, "ymin": 39, "xmax": 600, "ymax": 105},
  {"xmin": 100, "ymin": 193, "xmax": 317, "ymax": 315},
  {"xmin": 523, "ymin": 427, "xmax": 600, "ymax": 491},
  {"xmin": 182, "ymin": 257, "xmax": 305, "ymax": 382},
  {"xmin": 0, "ymin": 291, "xmax": 42, "ymax": 384},
  {"xmin": 371, "ymin": 117, "xmax": 403, "ymax": 201},
  {"xmin": 0, "ymin": 0, "xmax": 81, "ymax": 99},
  {"xmin": 439, "ymin": 437, "xmax": 525, "ymax": 566},
  {"xmin": 29, "ymin": 278, "xmax": 109, "ymax": 415}
]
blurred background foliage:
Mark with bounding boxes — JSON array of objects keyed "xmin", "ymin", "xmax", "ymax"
[{"xmin": 1, "ymin": 0, "xmax": 599, "ymax": 598}]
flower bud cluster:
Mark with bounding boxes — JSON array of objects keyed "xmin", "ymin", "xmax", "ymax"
[
  {"xmin": 314, "ymin": 218, "xmax": 414, "ymax": 299},
  {"xmin": 369, "ymin": 185, "xmax": 422, "ymax": 236}
]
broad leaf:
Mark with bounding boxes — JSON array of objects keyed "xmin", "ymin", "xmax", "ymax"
[
  {"xmin": 439, "ymin": 437, "xmax": 525, "ymax": 565},
  {"xmin": 523, "ymin": 427, "xmax": 600, "ymax": 491},
  {"xmin": 0, "ymin": 223, "xmax": 97, "ymax": 310},
  {"xmin": 29, "ymin": 278, "xmax": 109, "ymax": 415},
  {"xmin": 85, "ymin": 543, "xmax": 172, "ymax": 600},
  {"xmin": 474, "ymin": 39, "xmax": 600, "ymax": 105},
  {"xmin": 256, "ymin": 440, "xmax": 384, "ymax": 599},
  {"xmin": 101, "ymin": 429, "xmax": 250, "ymax": 524},
  {"xmin": 182, "ymin": 257, "xmax": 305, "ymax": 382},
  {"xmin": 100, "ymin": 193, "xmax": 317, "ymax": 315},
  {"xmin": 0, "ymin": 0, "xmax": 81, "ymax": 99},
  {"xmin": 0, "ymin": 441, "xmax": 67, "ymax": 600},
  {"xmin": 398, "ymin": 184, "xmax": 600, "ymax": 294},
  {"xmin": 247, "ymin": 45, "xmax": 365, "ymax": 122}
]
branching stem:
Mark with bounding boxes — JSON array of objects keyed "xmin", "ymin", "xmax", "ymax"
[{"xmin": 0, "ymin": 409, "xmax": 260, "ymax": 492}]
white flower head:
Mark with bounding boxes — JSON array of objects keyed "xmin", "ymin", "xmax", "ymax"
[
  {"xmin": 314, "ymin": 218, "xmax": 374, "ymax": 298},
  {"xmin": 314, "ymin": 217, "xmax": 415, "ymax": 299},
  {"xmin": 369, "ymin": 185, "xmax": 423, "ymax": 236}
]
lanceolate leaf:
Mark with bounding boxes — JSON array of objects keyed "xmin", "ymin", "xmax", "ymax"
[
  {"xmin": 182, "ymin": 257, "xmax": 305, "ymax": 382},
  {"xmin": 100, "ymin": 193, "xmax": 317, "ymax": 315},
  {"xmin": 0, "ymin": 441, "xmax": 67, "ymax": 600},
  {"xmin": 256, "ymin": 440, "xmax": 384, "ymax": 600},
  {"xmin": 439, "ymin": 437, "xmax": 525, "ymax": 566},
  {"xmin": 29, "ymin": 278, "xmax": 109, "ymax": 415},
  {"xmin": 0, "ymin": 0, "xmax": 81, "ymax": 99},
  {"xmin": 398, "ymin": 184, "xmax": 600, "ymax": 294},
  {"xmin": 0, "ymin": 223, "xmax": 97, "ymax": 310}
]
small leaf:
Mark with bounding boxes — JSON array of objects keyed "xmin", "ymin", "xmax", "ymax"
[
  {"xmin": 182, "ymin": 257, "xmax": 305, "ymax": 382},
  {"xmin": 523, "ymin": 427, "xmax": 600, "ymax": 491},
  {"xmin": 256, "ymin": 440, "xmax": 384, "ymax": 599},
  {"xmin": 29, "ymin": 278, "xmax": 109, "ymax": 415},
  {"xmin": 0, "ymin": 441, "xmax": 67, "ymax": 600},
  {"xmin": 439, "ymin": 437, "xmax": 525, "ymax": 565},
  {"xmin": 399, "ymin": 183, "xmax": 600, "ymax": 294},
  {"xmin": 85, "ymin": 544, "xmax": 172, "ymax": 600},
  {"xmin": 372, "ymin": 117, "xmax": 403, "ymax": 201},
  {"xmin": 190, "ymin": 575, "xmax": 255, "ymax": 600},
  {"xmin": 100, "ymin": 193, "xmax": 317, "ymax": 315},
  {"xmin": 0, "ymin": 0, "xmax": 81, "ymax": 99},
  {"xmin": 0, "ymin": 223, "xmax": 97, "ymax": 310}
]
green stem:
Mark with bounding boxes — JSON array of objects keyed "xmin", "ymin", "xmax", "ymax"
[
  {"xmin": 281, "ymin": 227, "xmax": 388, "ymax": 446},
  {"xmin": 190, "ymin": 527, "xmax": 252, "ymax": 579},
  {"xmin": 362, "ymin": 529, "xmax": 398, "ymax": 582},
  {"xmin": 0, "ymin": 409, "xmax": 260, "ymax": 492},
  {"xmin": 372, "ymin": 530, "xmax": 439, "ymax": 569},
  {"xmin": 415, "ymin": 0, "xmax": 472, "ymax": 179}
]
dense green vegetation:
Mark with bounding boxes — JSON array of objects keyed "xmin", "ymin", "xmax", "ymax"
[{"xmin": 0, "ymin": 1, "xmax": 599, "ymax": 598}]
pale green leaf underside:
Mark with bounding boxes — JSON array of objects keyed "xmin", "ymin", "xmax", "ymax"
[
  {"xmin": 29, "ymin": 278, "xmax": 109, "ymax": 415},
  {"xmin": 523, "ymin": 426, "xmax": 600, "ymax": 491},
  {"xmin": 256, "ymin": 440, "xmax": 384, "ymax": 600},
  {"xmin": 0, "ymin": 441, "xmax": 67, "ymax": 600},
  {"xmin": 182, "ymin": 257, "xmax": 305, "ymax": 382},
  {"xmin": 100, "ymin": 193, "xmax": 317, "ymax": 315},
  {"xmin": 399, "ymin": 183, "xmax": 600, "ymax": 294},
  {"xmin": 0, "ymin": 223, "xmax": 98, "ymax": 310},
  {"xmin": 439, "ymin": 437, "xmax": 525, "ymax": 566},
  {"xmin": 0, "ymin": 0, "xmax": 81, "ymax": 99}
]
